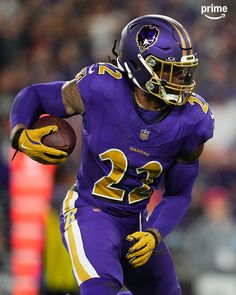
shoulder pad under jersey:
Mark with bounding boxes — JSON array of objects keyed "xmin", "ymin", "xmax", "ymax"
[
  {"xmin": 75, "ymin": 62, "xmax": 126, "ymax": 112},
  {"xmin": 179, "ymin": 93, "xmax": 215, "ymax": 154}
]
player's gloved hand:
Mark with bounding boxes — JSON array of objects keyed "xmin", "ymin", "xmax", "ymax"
[
  {"xmin": 11, "ymin": 126, "xmax": 68, "ymax": 165},
  {"xmin": 126, "ymin": 229, "xmax": 161, "ymax": 268}
]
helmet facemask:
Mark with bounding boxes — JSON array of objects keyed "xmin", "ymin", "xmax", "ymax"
[{"xmin": 138, "ymin": 54, "xmax": 198, "ymax": 106}]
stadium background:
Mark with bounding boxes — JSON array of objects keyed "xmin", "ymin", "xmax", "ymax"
[{"xmin": 0, "ymin": 0, "xmax": 235, "ymax": 294}]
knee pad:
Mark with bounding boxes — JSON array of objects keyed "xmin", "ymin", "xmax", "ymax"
[{"xmin": 80, "ymin": 277, "xmax": 121, "ymax": 295}]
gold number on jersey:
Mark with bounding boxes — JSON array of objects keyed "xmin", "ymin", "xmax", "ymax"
[
  {"xmin": 92, "ymin": 149, "xmax": 128, "ymax": 201},
  {"xmin": 188, "ymin": 96, "xmax": 209, "ymax": 113},
  {"xmin": 98, "ymin": 64, "xmax": 122, "ymax": 79},
  {"xmin": 129, "ymin": 161, "xmax": 163, "ymax": 204},
  {"xmin": 92, "ymin": 149, "xmax": 163, "ymax": 204}
]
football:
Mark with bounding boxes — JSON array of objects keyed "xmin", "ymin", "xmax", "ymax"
[{"xmin": 31, "ymin": 115, "xmax": 76, "ymax": 155}]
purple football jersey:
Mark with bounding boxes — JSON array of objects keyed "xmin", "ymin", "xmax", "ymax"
[{"xmin": 74, "ymin": 63, "xmax": 214, "ymax": 215}]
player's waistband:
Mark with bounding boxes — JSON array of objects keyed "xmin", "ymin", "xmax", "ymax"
[{"xmin": 67, "ymin": 183, "xmax": 147, "ymax": 220}]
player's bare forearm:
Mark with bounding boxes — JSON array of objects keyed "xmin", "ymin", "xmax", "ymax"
[{"xmin": 62, "ymin": 79, "xmax": 85, "ymax": 115}]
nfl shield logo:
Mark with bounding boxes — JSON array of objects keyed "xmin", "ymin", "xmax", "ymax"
[{"xmin": 139, "ymin": 129, "xmax": 150, "ymax": 140}]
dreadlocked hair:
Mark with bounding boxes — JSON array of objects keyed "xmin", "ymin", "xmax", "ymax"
[{"xmin": 107, "ymin": 40, "xmax": 119, "ymax": 65}]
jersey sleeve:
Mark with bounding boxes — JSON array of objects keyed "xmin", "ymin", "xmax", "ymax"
[
  {"xmin": 10, "ymin": 81, "xmax": 68, "ymax": 128},
  {"xmin": 179, "ymin": 95, "xmax": 215, "ymax": 155}
]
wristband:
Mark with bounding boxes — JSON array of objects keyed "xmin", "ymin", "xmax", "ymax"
[
  {"xmin": 146, "ymin": 228, "xmax": 162, "ymax": 246},
  {"xmin": 11, "ymin": 128, "xmax": 25, "ymax": 150}
]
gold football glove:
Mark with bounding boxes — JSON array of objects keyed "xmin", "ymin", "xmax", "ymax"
[
  {"xmin": 126, "ymin": 229, "xmax": 161, "ymax": 268},
  {"xmin": 12, "ymin": 126, "xmax": 68, "ymax": 165}
]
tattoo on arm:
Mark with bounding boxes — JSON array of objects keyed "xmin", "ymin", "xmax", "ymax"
[{"xmin": 61, "ymin": 79, "xmax": 85, "ymax": 115}]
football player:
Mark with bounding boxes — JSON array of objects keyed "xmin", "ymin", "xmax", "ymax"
[{"xmin": 10, "ymin": 15, "xmax": 214, "ymax": 295}]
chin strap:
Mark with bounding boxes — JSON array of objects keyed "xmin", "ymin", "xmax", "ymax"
[{"xmin": 160, "ymin": 86, "xmax": 184, "ymax": 105}]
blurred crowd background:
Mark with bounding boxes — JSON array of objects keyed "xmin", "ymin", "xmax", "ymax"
[{"xmin": 0, "ymin": 0, "xmax": 236, "ymax": 294}]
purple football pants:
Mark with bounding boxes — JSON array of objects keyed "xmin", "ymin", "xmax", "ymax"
[{"xmin": 60, "ymin": 189, "xmax": 181, "ymax": 295}]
